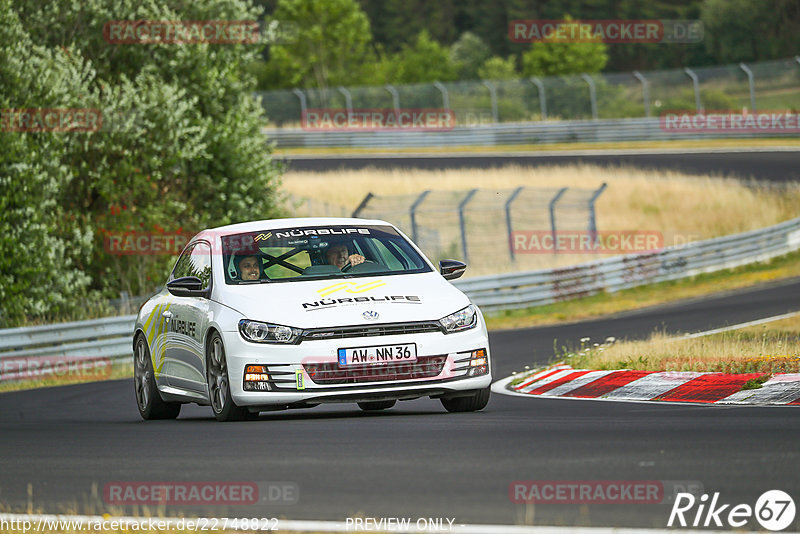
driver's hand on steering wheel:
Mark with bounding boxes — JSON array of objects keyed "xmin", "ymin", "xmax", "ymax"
[{"xmin": 345, "ymin": 254, "xmax": 366, "ymax": 267}]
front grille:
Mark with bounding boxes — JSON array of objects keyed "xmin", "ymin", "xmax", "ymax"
[
  {"xmin": 303, "ymin": 355, "xmax": 447, "ymax": 385},
  {"xmin": 301, "ymin": 321, "xmax": 442, "ymax": 341}
]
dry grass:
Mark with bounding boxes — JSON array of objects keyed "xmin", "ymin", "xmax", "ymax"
[
  {"xmin": 564, "ymin": 313, "xmax": 800, "ymax": 374},
  {"xmin": 282, "ymin": 164, "xmax": 800, "ymax": 276},
  {"xmin": 0, "ymin": 363, "xmax": 132, "ymax": 394},
  {"xmin": 283, "ymin": 164, "xmax": 800, "ymax": 240}
]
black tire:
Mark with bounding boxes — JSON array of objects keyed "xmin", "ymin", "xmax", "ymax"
[
  {"xmin": 440, "ymin": 387, "xmax": 490, "ymax": 413},
  {"xmin": 134, "ymin": 335, "xmax": 181, "ymax": 420},
  {"xmin": 357, "ymin": 399, "xmax": 397, "ymax": 411},
  {"xmin": 206, "ymin": 332, "xmax": 252, "ymax": 422}
]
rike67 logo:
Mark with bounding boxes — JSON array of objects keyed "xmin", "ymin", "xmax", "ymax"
[{"xmin": 669, "ymin": 490, "xmax": 796, "ymax": 531}]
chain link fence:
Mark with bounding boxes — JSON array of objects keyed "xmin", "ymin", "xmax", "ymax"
[
  {"xmin": 257, "ymin": 57, "xmax": 800, "ymax": 127},
  {"xmin": 352, "ymin": 185, "xmax": 606, "ymax": 275}
]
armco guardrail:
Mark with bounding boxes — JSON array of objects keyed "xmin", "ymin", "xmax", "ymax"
[
  {"xmin": 0, "ymin": 315, "xmax": 135, "ymax": 382},
  {"xmin": 453, "ymin": 216, "xmax": 800, "ymax": 311},
  {"xmin": 264, "ymin": 117, "xmax": 800, "ymax": 149},
  {"xmin": 1, "ymin": 218, "xmax": 799, "ymax": 376}
]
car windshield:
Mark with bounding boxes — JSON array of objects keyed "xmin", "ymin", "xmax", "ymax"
[{"xmin": 221, "ymin": 224, "xmax": 432, "ymax": 283}]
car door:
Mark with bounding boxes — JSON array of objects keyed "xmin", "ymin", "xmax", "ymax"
[{"xmin": 164, "ymin": 241, "xmax": 212, "ymax": 393}]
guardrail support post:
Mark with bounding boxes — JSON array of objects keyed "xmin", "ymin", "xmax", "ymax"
[
  {"xmin": 409, "ymin": 190, "xmax": 431, "ymax": 243},
  {"xmin": 337, "ymin": 86, "xmax": 353, "ymax": 114},
  {"xmin": 739, "ymin": 63, "xmax": 756, "ymax": 112},
  {"xmin": 505, "ymin": 186, "xmax": 524, "ymax": 261},
  {"xmin": 530, "ymin": 77, "xmax": 547, "ymax": 120},
  {"xmin": 684, "ymin": 67, "xmax": 702, "ymax": 113},
  {"xmin": 482, "ymin": 80, "xmax": 499, "ymax": 123},
  {"xmin": 433, "ymin": 81, "xmax": 449, "ymax": 111},
  {"xmin": 633, "ymin": 70, "xmax": 651, "ymax": 118},
  {"xmin": 549, "ymin": 187, "xmax": 568, "ymax": 254},
  {"xmin": 581, "ymin": 74, "xmax": 598, "ymax": 120},
  {"xmin": 458, "ymin": 189, "xmax": 479, "ymax": 263},
  {"xmin": 292, "ymin": 88, "xmax": 307, "ymax": 120},
  {"xmin": 384, "ymin": 84, "xmax": 400, "ymax": 111}
]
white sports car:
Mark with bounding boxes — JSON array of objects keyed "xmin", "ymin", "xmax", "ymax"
[{"xmin": 133, "ymin": 218, "xmax": 491, "ymax": 421}]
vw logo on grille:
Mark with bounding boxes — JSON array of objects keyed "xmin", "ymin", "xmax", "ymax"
[{"xmin": 362, "ymin": 310, "xmax": 380, "ymax": 321}]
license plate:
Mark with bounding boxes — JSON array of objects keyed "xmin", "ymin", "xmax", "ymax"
[{"xmin": 338, "ymin": 343, "xmax": 417, "ymax": 366}]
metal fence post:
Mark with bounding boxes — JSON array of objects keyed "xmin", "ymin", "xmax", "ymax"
[
  {"xmin": 530, "ymin": 77, "xmax": 547, "ymax": 119},
  {"xmin": 739, "ymin": 63, "xmax": 756, "ymax": 111},
  {"xmin": 482, "ymin": 80, "xmax": 499, "ymax": 123},
  {"xmin": 384, "ymin": 84, "xmax": 400, "ymax": 111},
  {"xmin": 684, "ymin": 67, "xmax": 701, "ymax": 113},
  {"xmin": 337, "ymin": 86, "xmax": 353, "ymax": 114},
  {"xmin": 588, "ymin": 183, "xmax": 607, "ymax": 238},
  {"xmin": 351, "ymin": 192, "xmax": 374, "ymax": 217},
  {"xmin": 505, "ymin": 187, "xmax": 524, "ymax": 261},
  {"xmin": 409, "ymin": 190, "xmax": 431, "ymax": 243},
  {"xmin": 633, "ymin": 70, "xmax": 650, "ymax": 118},
  {"xmin": 581, "ymin": 74, "xmax": 598, "ymax": 120},
  {"xmin": 458, "ymin": 189, "xmax": 479, "ymax": 263},
  {"xmin": 292, "ymin": 88, "xmax": 307, "ymax": 120},
  {"xmin": 433, "ymin": 81, "xmax": 449, "ymax": 110},
  {"xmin": 549, "ymin": 187, "xmax": 568, "ymax": 254}
]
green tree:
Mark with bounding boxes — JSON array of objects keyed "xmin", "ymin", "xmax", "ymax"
[
  {"xmin": 478, "ymin": 56, "xmax": 518, "ymax": 80},
  {"xmin": 383, "ymin": 30, "xmax": 458, "ymax": 84},
  {"xmin": 0, "ymin": 0, "xmax": 96, "ymax": 325},
  {"xmin": 521, "ymin": 17, "xmax": 609, "ymax": 77},
  {"xmin": 267, "ymin": 0, "xmax": 373, "ymax": 90},
  {"xmin": 701, "ymin": 0, "xmax": 800, "ymax": 63},
  {"xmin": 450, "ymin": 31, "xmax": 490, "ymax": 80},
  {"xmin": 2, "ymin": 0, "xmax": 284, "ymax": 321}
]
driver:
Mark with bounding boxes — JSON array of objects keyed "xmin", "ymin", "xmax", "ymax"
[
  {"xmin": 235, "ymin": 255, "xmax": 262, "ymax": 280},
  {"xmin": 325, "ymin": 244, "xmax": 365, "ymax": 269}
]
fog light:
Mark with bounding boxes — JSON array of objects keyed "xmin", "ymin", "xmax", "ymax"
[
  {"xmin": 244, "ymin": 364, "xmax": 270, "ymax": 391},
  {"xmin": 467, "ymin": 349, "xmax": 488, "ymax": 376}
]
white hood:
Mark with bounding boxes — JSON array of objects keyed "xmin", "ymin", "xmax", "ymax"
[{"xmin": 215, "ymin": 272, "xmax": 471, "ymax": 328}]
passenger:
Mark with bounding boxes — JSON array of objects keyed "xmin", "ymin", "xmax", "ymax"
[
  {"xmin": 236, "ymin": 255, "xmax": 262, "ymax": 281},
  {"xmin": 325, "ymin": 244, "xmax": 365, "ymax": 269}
]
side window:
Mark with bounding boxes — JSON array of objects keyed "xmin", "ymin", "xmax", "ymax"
[
  {"xmin": 371, "ymin": 240, "xmax": 404, "ymax": 271},
  {"xmin": 172, "ymin": 242, "xmax": 212, "ymax": 289}
]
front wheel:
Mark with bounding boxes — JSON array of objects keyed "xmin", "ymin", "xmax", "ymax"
[
  {"xmin": 441, "ymin": 387, "xmax": 490, "ymax": 413},
  {"xmin": 134, "ymin": 335, "xmax": 181, "ymax": 420},
  {"xmin": 206, "ymin": 332, "xmax": 253, "ymax": 422}
]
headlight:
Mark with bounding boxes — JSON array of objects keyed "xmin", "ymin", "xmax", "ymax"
[
  {"xmin": 438, "ymin": 305, "xmax": 477, "ymax": 333},
  {"xmin": 238, "ymin": 319, "xmax": 303, "ymax": 344}
]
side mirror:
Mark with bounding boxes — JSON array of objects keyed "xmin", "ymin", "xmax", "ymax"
[
  {"xmin": 167, "ymin": 276, "xmax": 209, "ymax": 298},
  {"xmin": 439, "ymin": 259, "xmax": 467, "ymax": 281}
]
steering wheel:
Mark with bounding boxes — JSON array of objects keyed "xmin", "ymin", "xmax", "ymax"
[{"xmin": 341, "ymin": 259, "xmax": 375, "ymax": 272}]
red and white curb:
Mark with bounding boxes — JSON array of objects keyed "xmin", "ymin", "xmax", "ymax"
[{"xmin": 493, "ymin": 364, "xmax": 800, "ymax": 406}]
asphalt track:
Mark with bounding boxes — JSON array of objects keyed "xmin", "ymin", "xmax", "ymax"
[
  {"xmin": 2, "ymin": 277, "xmax": 799, "ymax": 529},
  {"xmin": 282, "ymin": 149, "xmax": 800, "ymax": 182}
]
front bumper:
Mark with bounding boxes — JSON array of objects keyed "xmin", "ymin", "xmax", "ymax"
[{"xmin": 221, "ymin": 324, "xmax": 491, "ymax": 408}]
